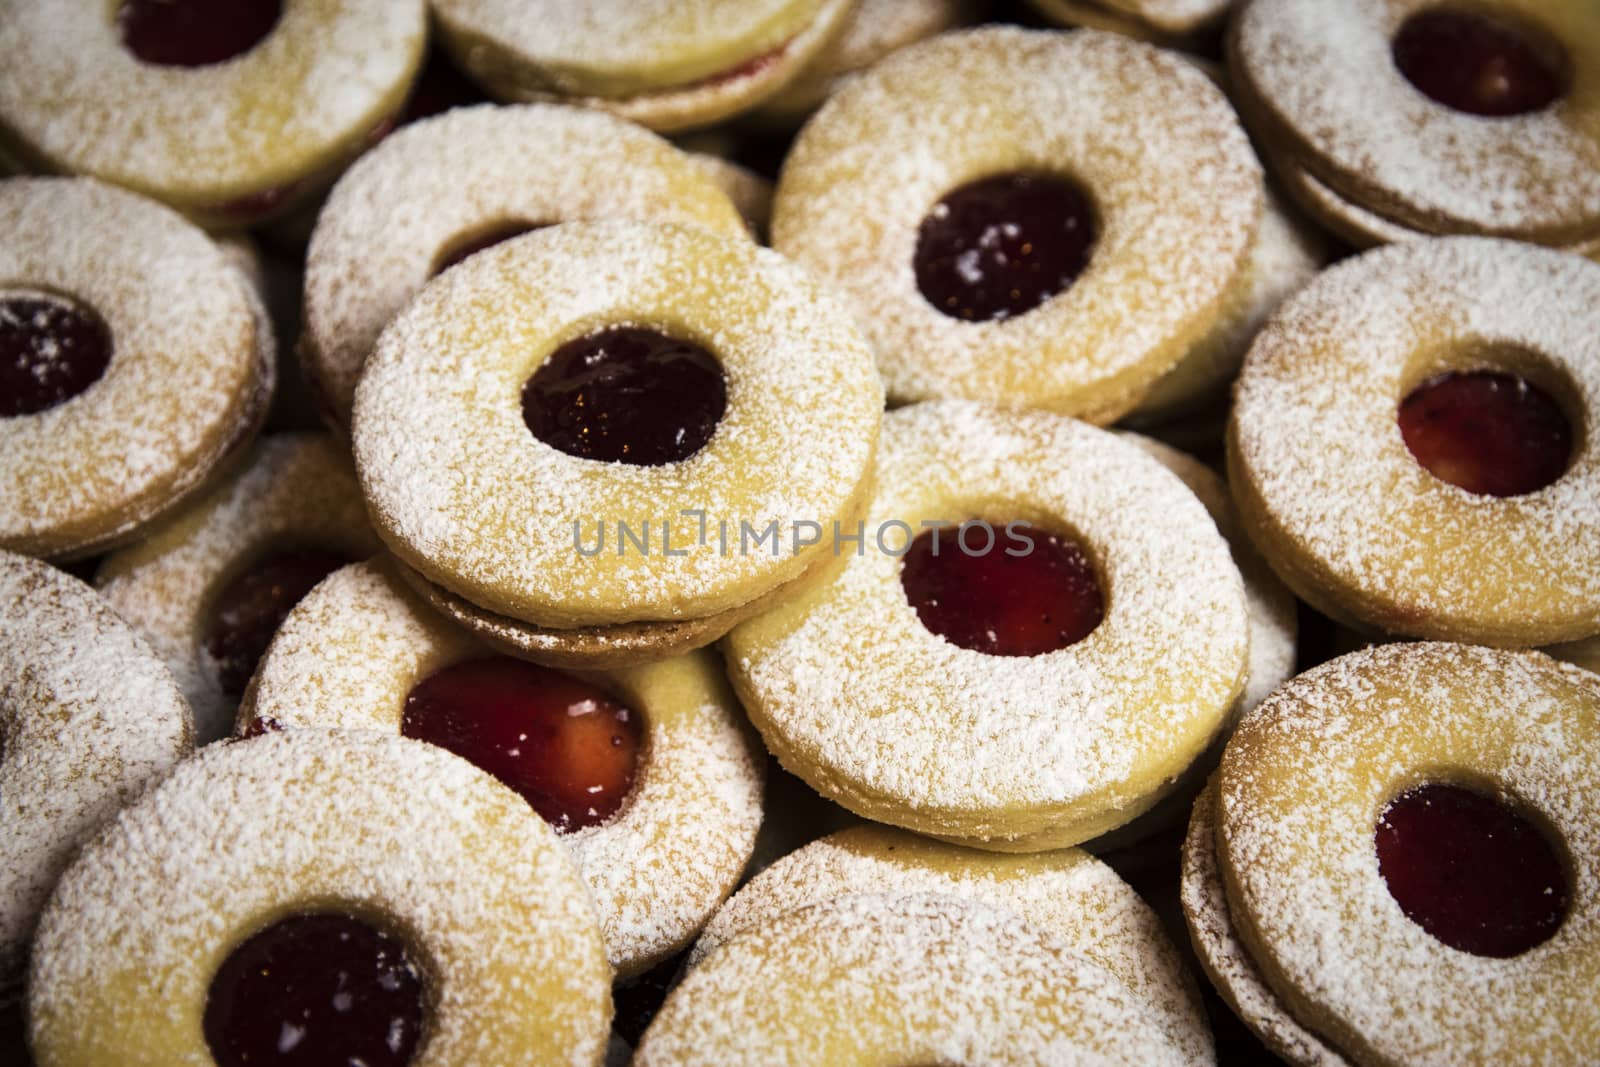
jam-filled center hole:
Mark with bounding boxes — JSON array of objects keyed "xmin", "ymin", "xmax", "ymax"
[
  {"xmin": 204, "ymin": 549, "xmax": 352, "ymax": 701},
  {"xmin": 0, "ymin": 291, "xmax": 113, "ymax": 418},
  {"xmin": 119, "ymin": 0, "xmax": 284, "ymax": 68},
  {"xmin": 1392, "ymin": 8, "xmax": 1568, "ymax": 117},
  {"xmin": 523, "ymin": 326, "xmax": 728, "ymax": 466},
  {"xmin": 430, "ymin": 221, "xmax": 548, "ymax": 276},
  {"xmin": 1398, "ymin": 369, "xmax": 1573, "ymax": 497},
  {"xmin": 914, "ymin": 172, "xmax": 1097, "ymax": 323},
  {"xmin": 900, "ymin": 521, "xmax": 1104, "ymax": 656},
  {"xmin": 402, "ymin": 656, "xmax": 643, "ymax": 833},
  {"xmin": 204, "ymin": 911, "xmax": 426, "ymax": 1067},
  {"xmin": 1376, "ymin": 782, "xmax": 1570, "ymax": 958}
]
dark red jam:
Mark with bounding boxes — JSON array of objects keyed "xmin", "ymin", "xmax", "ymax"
[
  {"xmin": 400, "ymin": 49, "xmax": 490, "ymax": 125},
  {"xmin": 0, "ymin": 998, "xmax": 30, "ymax": 1067},
  {"xmin": 119, "ymin": 0, "xmax": 284, "ymax": 68},
  {"xmin": 1398, "ymin": 370, "xmax": 1572, "ymax": 496},
  {"xmin": 1376, "ymin": 782, "xmax": 1569, "ymax": 958},
  {"xmin": 900, "ymin": 523, "xmax": 1104, "ymax": 656},
  {"xmin": 1393, "ymin": 9, "xmax": 1566, "ymax": 117},
  {"xmin": 204, "ymin": 550, "xmax": 351, "ymax": 700},
  {"xmin": 0, "ymin": 293, "xmax": 112, "ymax": 417},
  {"xmin": 431, "ymin": 221, "xmax": 545, "ymax": 275},
  {"xmin": 402, "ymin": 657, "xmax": 643, "ymax": 833},
  {"xmin": 914, "ymin": 173, "xmax": 1096, "ymax": 322},
  {"xmin": 204, "ymin": 913, "xmax": 425, "ymax": 1067},
  {"xmin": 523, "ymin": 326, "xmax": 727, "ymax": 466}
]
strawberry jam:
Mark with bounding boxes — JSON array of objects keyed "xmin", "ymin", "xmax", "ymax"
[
  {"xmin": 120, "ymin": 0, "xmax": 283, "ymax": 68},
  {"xmin": 1393, "ymin": 9, "xmax": 1566, "ymax": 117},
  {"xmin": 432, "ymin": 222, "xmax": 544, "ymax": 275},
  {"xmin": 523, "ymin": 326, "xmax": 726, "ymax": 466},
  {"xmin": 0, "ymin": 293, "xmax": 112, "ymax": 417},
  {"xmin": 402, "ymin": 657, "xmax": 642, "ymax": 833},
  {"xmin": 205, "ymin": 550, "xmax": 350, "ymax": 700},
  {"xmin": 1375, "ymin": 782, "xmax": 1569, "ymax": 957},
  {"xmin": 204, "ymin": 913, "xmax": 425, "ymax": 1067},
  {"xmin": 900, "ymin": 524, "xmax": 1104, "ymax": 656},
  {"xmin": 1398, "ymin": 370, "xmax": 1571, "ymax": 496},
  {"xmin": 914, "ymin": 173, "xmax": 1096, "ymax": 322}
]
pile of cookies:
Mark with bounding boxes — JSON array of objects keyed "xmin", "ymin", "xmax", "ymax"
[{"xmin": 1, "ymin": 1, "xmax": 1597, "ymax": 1064}]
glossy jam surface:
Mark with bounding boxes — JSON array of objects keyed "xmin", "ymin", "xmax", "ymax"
[
  {"xmin": 523, "ymin": 327, "xmax": 727, "ymax": 466},
  {"xmin": 1398, "ymin": 370, "xmax": 1572, "ymax": 496},
  {"xmin": 1376, "ymin": 782, "xmax": 1569, "ymax": 958},
  {"xmin": 432, "ymin": 221, "xmax": 545, "ymax": 276},
  {"xmin": 914, "ymin": 173, "xmax": 1096, "ymax": 322},
  {"xmin": 1393, "ymin": 9, "xmax": 1566, "ymax": 116},
  {"xmin": 204, "ymin": 913, "xmax": 425, "ymax": 1067},
  {"xmin": 0, "ymin": 294, "xmax": 113, "ymax": 418},
  {"xmin": 900, "ymin": 524, "xmax": 1104, "ymax": 656},
  {"xmin": 204, "ymin": 550, "xmax": 350, "ymax": 700},
  {"xmin": 119, "ymin": 0, "xmax": 284, "ymax": 67},
  {"xmin": 402, "ymin": 657, "xmax": 643, "ymax": 833}
]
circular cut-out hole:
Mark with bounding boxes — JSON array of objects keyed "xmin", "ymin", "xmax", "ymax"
[
  {"xmin": 900, "ymin": 522, "xmax": 1104, "ymax": 656},
  {"xmin": 402, "ymin": 656, "xmax": 643, "ymax": 833},
  {"xmin": 1392, "ymin": 8, "xmax": 1567, "ymax": 116},
  {"xmin": 431, "ymin": 221, "xmax": 547, "ymax": 276},
  {"xmin": 204, "ymin": 549, "xmax": 352, "ymax": 701},
  {"xmin": 523, "ymin": 326, "xmax": 727, "ymax": 466},
  {"xmin": 1398, "ymin": 369, "xmax": 1572, "ymax": 496},
  {"xmin": 1376, "ymin": 781, "xmax": 1570, "ymax": 958},
  {"xmin": 119, "ymin": 0, "xmax": 284, "ymax": 68},
  {"xmin": 914, "ymin": 172, "xmax": 1096, "ymax": 323},
  {"xmin": 0, "ymin": 291, "xmax": 113, "ymax": 418}
]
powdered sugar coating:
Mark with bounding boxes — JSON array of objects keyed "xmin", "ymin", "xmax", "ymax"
[
  {"xmin": 637, "ymin": 893, "xmax": 1191, "ymax": 1065},
  {"xmin": 244, "ymin": 558, "xmax": 765, "ymax": 978},
  {"xmin": 1231, "ymin": 0, "xmax": 1600, "ymax": 243},
  {"xmin": 0, "ymin": 552, "xmax": 192, "ymax": 993},
  {"xmin": 303, "ymin": 104, "xmax": 749, "ymax": 423},
  {"xmin": 725, "ymin": 402, "xmax": 1249, "ymax": 849},
  {"xmin": 691, "ymin": 825, "xmax": 1212, "ymax": 1063},
  {"xmin": 0, "ymin": 0, "xmax": 424, "ymax": 219},
  {"xmin": 28, "ymin": 729, "xmax": 610, "ymax": 1066},
  {"xmin": 1228, "ymin": 237, "xmax": 1600, "ymax": 646},
  {"xmin": 0, "ymin": 178, "xmax": 273, "ymax": 560},
  {"xmin": 353, "ymin": 219, "xmax": 882, "ymax": 629},
  {"xmin": 773, "ymin": 27, "xmax": 1262, "ymax": 422},
  {"xmin": 1217, "ymin": 643, "xmax": 1600, "ymax": 1065},
  {"xmin": 1027, "ymin": 0, "xmax": 1231, "ymax": 37},
  {"xmin": 96, "ymin": 434, "xmax": 380, "ymax": 745}
]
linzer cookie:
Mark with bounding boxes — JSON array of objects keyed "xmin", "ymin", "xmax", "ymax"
[{"xmin": 1025, "ymin": 0, "xmax": 1233, "ymax": 46}]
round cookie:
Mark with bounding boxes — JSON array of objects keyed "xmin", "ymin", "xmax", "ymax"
[
  {"xmin": 0, "ymin": 552, "xmax": 192, "ymax": 993},
  {"xmin": 692, "ymin": 825, "xmax": 1213, "ymax": 1063},
  {"xmin": 242, "ymin": 556, "xmax": 765, "ymax": 979},
  {"xmin": 684, "ymin": 153, "xmax": 773, "ymax": 240},
  {"xmin": 1230, "ymin": 0, "xmax": 1600, "ymax": 247},
  {"xmin": 302, "ymin": 103, "xmax": 751, "ymax": 425},
  {"xmin": 1228, "ymin": 237, "xmax": 1600, "ymax": 647},
  {"xmin": 96, "ymin": 433, "xmax": 380, "ymax": 745},
  {"xmin": 28, "ymin": 729, "xmax": 611, "ymax": 1067},
  {"xmin": 637, "ymin": 894, "xmax": 1193, "ymax": 1065},
  {"xmin": 0, "ymin": 178, "xmax": 273, "ymax": 561},
  {"xmin": 0, "ymin": 0, "xmax": 425, "ymax": 227},
  {"xmin": 1025, "ymin": 0, "xmax": 1232, "ymax": 45},
  {"xmin": 724, "ymin": 401, "xmax": 1250, "ymax": 851},
  {"xmin": 432, "ymin": 0, "xmax": 856, "ymax": 132},
  {"xmin": 772, "ymin": 27, "xmax": 1262, "ymax": 422},
  {"xmin": 353, "ymin": 220, "xmax": 882, "ymax": 664}
]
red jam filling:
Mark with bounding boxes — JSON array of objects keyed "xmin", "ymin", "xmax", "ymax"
[
  {"xmin": 1398, "ymin": 370, "xmax": 1571, "ymax": 497},
  {"xmin": 1376, "ymin": 782, "xmax": 1569, "ymax": 958},
  {"xmin": 401, "ymin": 49, "xmax": 490, "ymax": 124},
  {"xmin": 204, "ymin": 550, "xmax": 350, "ymax": 700},
  {"xmin": 431, "ymin": 221, "xmax": 545, "ymax": 276},
  {"xmin": 402, "ymin": 657, "xmax": 643, "ymax": 833},
  {"xmin": 914, "ymin": 173, "xmax": 1096, "ymax": 322},
  {"xmin": 900, "ymin": 524, "xmax": 1104, "ymax": 656},
  {"xmin": 523, "ymin": 326, "xmax": 727, "ymax": 466},
  {"xmin": 0, "ymin": 294, "xmax": 112, "ymax": 418},
  {"xmin": 119, "ymin": 0, "xmax": 284, "ymax": 68},
  {"xmin": 204, "ymin": 913, "xmax": 425, "ymax": 1067},
  {"xmin": 1393, "ymin": 9, "xmax": 1566, "ymax": 117}
]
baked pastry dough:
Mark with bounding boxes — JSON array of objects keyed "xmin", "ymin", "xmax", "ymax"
[
  {"xmin": 1024, "ymin": 0, "xmax": 1232, "ymax": 45},
  {"xmin": 242, "ymin": 556, "xmax": 765, "ymax": 979}
]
